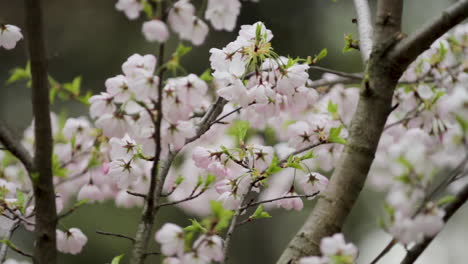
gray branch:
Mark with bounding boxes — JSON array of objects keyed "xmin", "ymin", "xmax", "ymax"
[
  {"xmin": 353, "ymin": 0, "xmax": 374, "ymax": 61},
  {"xmin": 0, "ymin": 121, "xmax": 34, "ymax": 172},
  {"xmin": 390, "ymin": 0, "xmax": 468, "ymax": 67}
]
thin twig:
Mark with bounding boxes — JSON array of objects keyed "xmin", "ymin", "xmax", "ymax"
[
  {"xmin": 127, "ymin": 191, "xmax": 147, "ymax": 199},
  {"xmin": 96, "ymin": 230, "xmax": 135, "ymax": 243},
  {"xmin": 157, "ymin": 190, "xmax": 205, "ymax": 208},
  {"xmin": 239, "ymin": 193, "xmax": 320, "ymax": 211},
  {"xmin": 309, "ymin": 66, "xmax": 363, "ymax": 80},
  {"xmin": 0, "ymin": 238, "xmax": 33, "ymax": 258},
  {"xmin": 0, "ymin": 220, "xmax": 20, "ymax": 262}
]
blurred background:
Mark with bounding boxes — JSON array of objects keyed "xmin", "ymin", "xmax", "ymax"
[{"xmin": 1, "ymin": 0, "xmax": 467, "ymax": 263}]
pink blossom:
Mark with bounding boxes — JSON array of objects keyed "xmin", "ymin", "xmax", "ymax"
[
  {"xmin": 115, "ymin": 0, "xmax": 143, "ymax": 20},
  {"xmin": 89, "ymin": 92, "xmax": 115, "ymax": 118},
  {"xmin": 142, "ymin": 20, "xmax": 170, "ymax": 43},
  {"xmin": 300, "ymin": 172, "xmax": 329, "ymax": 196},
  {"xmin": 155, "ymin": 223, "xmax": 185, "ymax": 256},
  {"xmin": 320, "ymin": 233, "xmax": 357, "ymax": 260},
  {"xmin": 276, "ymin": 191, "xmax": 303, "ymax": 211},
  {"xmin": 0, "ymin": 24, "xmax": 23, "ymax": 50},
  {"xmin": 56, "ymin": 228, "xmax": 88, "ymax": 255},
  {"xmin": 194, "ymin": 235, "xmax": 224, "ymax": 262},
  {"xmin": 77, "ymin": 183, "xmax": 103, "ymax": 202},
  {"xmin": 205, "ymin": 0, "xmax": 241, "ymax": 31}
]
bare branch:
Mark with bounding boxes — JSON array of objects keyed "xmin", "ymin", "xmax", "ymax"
[
  {"xmin": 309, "ymin": 66, "xmax": 363, "ymax": 80},
  {"xmin": 353, "ymin": 0, "xmax": 374, "ymax": 61},
  {"xmin": 0, "ymin": 235, "xmax": 33, "ymax": 259},
  {"xmin": 0, "ymin": 121, "xmax": 35, "ymax": 173},
  {"xmin": 96, "ymin": 230, "xmax": 136, "ymax": 243},
  {"xmin": 401, "ymin": 181, "xmax": 468, "ymax": 264},
  {"xmin": 0, "ymin": 220, "xmax": 20, "ymax": 262},
  {"xmin": 390, "ymin": 0, "xmax": 468, "ymax": 66},
  {"xmin": 127, "ymin": 191, "xmax": 147, "ymax": 199},
  {"xmin": 157, "ymin": 190, "xmax": 205, "ymax": 208},
  {"xmin": 240, "ymin": 192, "xmax": 320, "ymax": 211}
]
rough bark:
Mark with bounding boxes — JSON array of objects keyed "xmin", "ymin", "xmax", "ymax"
[{"xmin": 24, "ymin": 0, "xmax": 58, "ymax": 263}]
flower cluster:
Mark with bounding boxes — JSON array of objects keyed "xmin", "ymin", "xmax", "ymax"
[
  {"xmin": 368, "ymin": 23, "xmax": 468, "ymax": 245},
  {"xmin": 117, "ymin": 0, "xmax": 251, "ymax": 46},
  {"xmin": 299, "ymin": 233, "xmax": 358, "ymax": 264}
]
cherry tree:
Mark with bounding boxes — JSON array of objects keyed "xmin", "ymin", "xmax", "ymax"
[{"xmin": 0, "ymin": 0, "xmax": 467, "ymax": 264}]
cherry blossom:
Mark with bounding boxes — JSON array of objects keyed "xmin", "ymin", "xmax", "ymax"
[
  {"xmin": 194, "ymin": 235, "xmax": 224, "ymax": 262},
  {"xmin": 205, "ymin": 0, "xmax": 241, "ymax": 31},
  {"xmin": 142, "ymin": 20, "xmax": 170, "ymax": 43},
  {"xmin": 56, "ymin": 228, "xmax": 88, "ymax": 254},
  {"xmin": 155, "ymin": 223, "xmax": 185, "ymax": 256},
  {"xmin": 276, "ymin": 191, "xmax": 303, "ymax": 211},
  {"xmin": 115, "ymin": 0, "xmax": 143, "ymax": 20},
  {"xmin": 77, "ymin": 182, "xmax": 103, "ymax": 202},
  {"xmin": 0, "ymin": 24, "xmax": 23, "ymax": 50}
]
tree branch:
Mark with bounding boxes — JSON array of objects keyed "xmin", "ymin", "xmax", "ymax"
[
  {"xmin": 401, "ymin": 181, "xmax": 468, "ymax": 264},
  {"xmin": 24, "ymin": 0, "xmax": 58, "ymax": 263},
  {"xmin": 309, "ymin": 66, "xmax": 363, "ymax": 80},
  {"xmin": 239, "ymin": 193, "xmax": 320, "ymax": 211},
  {"xmin": 96, "ymin": 230, "xmax": 136, "ymax": 243},
  {"xmin": 130, "ymin": 34, "xmax": 167, "ymax": 264},
  {"xmin": 0, "ymin": 121, "xmax": 34, "ymax": 172},
  {"xmin": 390, "ymin": 0, "xmax": 468, "ymax": 66},
  {"xmin": 353, "ymin": 0, "xmax": 374, "ymax": 62},
  {"xmin": 0, "ymin": 220, "xmax": 20, "ymax": 262},
  {"xmin": 276, "ymin": 1, "xmax": 405, "ymax": 262}
]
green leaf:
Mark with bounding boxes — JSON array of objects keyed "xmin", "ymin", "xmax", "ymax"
[
  {"xmin": 328, "ymin": 126, "xmax": 347, "ymax": 145},
  {"xmin": 299, "ymin": 150, "xmax": 315, "ymax": 161},
  {"xmin": 327, "ymin": 100, "xmax": 339, "ymax": 119},
  {"xmin": 265, "ymin": 155, "xmax": 282, "ymax": 176},
  {"xmin": 343, "ymin": 34, "xmax": 358, "ymax": 53},
  {"xmin": 6, "ymin": 62, "xmax": 31, "ymax": 84},
  {"xmin": 312, "ymin": 48, "xmax": 328, "ymax": 64},
  {"xmin": 437, "ymin": 195, "xmax": 456, "ymax": 206},
  {"xmin": 210, "ymin": 201, "xmax": 234, "ymax": 232},
  {"xmin": 142, "ymin": 0, "xmax": 153, "ymax": 18},
  {"xmin": 175, "ymin": 175, "xmax": 185, "ymax": 185},
  {"xmin": 15, "ymin": 189, "xmax": 26, "ymax": 214},
  {"xmin": 111, "ymin": 254, "xmax": 125, "ymax": 264},
  {"xmin": 203, "ymin": 174, "xmax": 216, "ymax": 189},
  {"xmin": 63, "ymin": 76, "xmax": 82, "ymax": 95},
  {"xmin": 77, "ymin": 90, "xmax": 93, "ymax": 106},
  {"xmin": 227, "ymin": 120, "xmax": 250, "ymax": 144},
  {"xmin": 200, "ymin": 69, "xmax": 213, "ymax": 82},
  {"xmin": 184, "ymin": 219, "xmax": 206, "ymax": 233},
  {"xmin": 383, "ymin": 202, "xmax": 395, "ymax": 217},
  {"xmin": 287, "ymin": 162, "xmax": 303, "ymax": 170},
  {"xmin": 455, "ymin": 115, "xmax": 468, "ymax": 133},
  {"xmin": 175, "ymin": 43, "xmax": 192, "ymax": 58},
  {"xmin": 52, "ymin": 154, "xmax": 68, "ymax": 178},
  {"xmin": 251, "ymin": 205, "xmax": 272, "ymax": 219}
]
